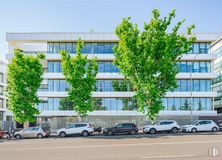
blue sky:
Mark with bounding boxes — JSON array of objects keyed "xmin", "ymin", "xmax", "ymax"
[{"xmin": 0, "ymin": 0, "xmax": 222, "ymax": 60}]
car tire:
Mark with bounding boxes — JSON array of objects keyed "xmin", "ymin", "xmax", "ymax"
[
  {"xmin": 59, "ymin": 132, "xmax": 66, "ymax": 138},
  {"xmin": 130, "ymin": 129, "xmax": 137, "ymax": 135},
  {"xmin": 191, "ymin": 128, "xmax": 197, "ymax": 133},
  {"xmin": 82, "ymin": 131, "xmax": 89, "ymax": 137},
  {"xmin": 149, "ymin": 128, "xmax": 156, "ymax": 134},
  {"xmin": 212, "ymin": 127, "xmax": 217, "ymax": 132},
  {"xmin": 15, "ymin": 134, "xmax": 21, "ymax": 139},
  {"xmin": 37, "ymin": 133, "xmax": 43, "ymax": 139},
  {"xmin": 107, "ymin": 130, "xmax": 114, "ymax": 136},
  {"xmin": 171, "ymin": 127, "xmax": 179, "ymax": 134}
]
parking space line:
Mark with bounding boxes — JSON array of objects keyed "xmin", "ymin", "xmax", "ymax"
[
  {"xmin": 141, "ymin": 154, "xmax": 197, "ymax": 159},
  {"xmin": 0, "ymin": 140, "xmax": 222, "ymax": 151}
]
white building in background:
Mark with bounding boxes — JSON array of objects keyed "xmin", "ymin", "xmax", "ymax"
[
  {"xmin": 5, "ymin": 32, "xmax": 219, "ymax": 126},
  {"xmin": 211, "ymin": 36, "xmax": 222, "ymax": 113},
  {"xmin": 0, "ymin": 60, "xmax": 7, "ymax": 122}
]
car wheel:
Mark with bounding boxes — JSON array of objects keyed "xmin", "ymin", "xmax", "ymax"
[
  {"xmin": 191, "ymin": 128, "xmax": 197, "ymax": 133},
  {"xmin": 59, "ymin": 132, "xmax": 66, "ymax": 138},
  {"xmin": 82, "ymin": 131, "xmax": 89, "ymax": 137},
  {"xmin": 212, "ymin": 127, "xmax": 217, "ymax": 132},
  {"xmin": 107, "ymin": 130, "xmax": 114, "ymax": 136},
  {"xmin": 149, "ymin": 128, "xmax": 156, "ymax": 134},
  {"xmin": 171, "ymin": 127, "xmax": 178, "ymax": 134},
  {"xmin": 130, "ymin": 130, "xmax": 137, "ymax": 135},
  {"xmin": 15, "ymin": 134, "xmax": 21, "ymax": 139},
  {"xmin": 37, "ymin": 133, "xmax": 43, "ymax": 139}
]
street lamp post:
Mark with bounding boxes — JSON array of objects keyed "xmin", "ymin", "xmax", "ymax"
[{"xmin": 190, "ymin": 53, "xmax": 199, "ymax": 122}]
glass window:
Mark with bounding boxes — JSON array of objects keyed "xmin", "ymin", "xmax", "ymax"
[
  {"xmin": 180, "ymin": 62, "xmax": 187, "ymax": 72},
  {"xmin": 193, "ymin": 43, "xmax": 199, "ymax": 53},
  {"xmin": 199, "ymin": 43, "xmax": 206, "ymax": 53},
  {"xmin": 193, "ymin": 62, "xmax": 199, "ymax": 73},
  {"xmin": 48, "ymin": 43, "xmax": 54, "ymax": 53},
  {"xmin": 0, "ymin": 86, "xmax": 3, "ymax": 95},
  {"xmin": 54, "ymin": 80, "xmax": 60, "ymax": 91},
  {"xmin": 180, "ymin": 80, "xmax": 188, "ymax": 91},
  {"xmin": 193, "ymin": 80, "xmax": 200, "ymax": 92},
  {"xmin": 48, "ymin": 62, "xmax": 54, "ymax": 72},
  {"xmin": 0, "ymin": 99, "xmax": 3, "ymax": 108},
  {"xmin": 200, "ymin": 62, "xmax": 207, "ymax": 73},
  {"xmin": 59, "ymin": 43, "xmax": 66, "ymax": 51},
  {"xmin": 54, "ymin": 43, "xmax": 60, "ymax": 53},
  {"xmin": 181, "ymin": 98, "xmax": 191, "ymax": 110},
  {"xmin": 98, "ymin": 62, "xmax": 104, "ymax": 72},
  {"xmin": 48, "ymin": 80, "xmax": 54, "ymax": 91},
  {"xmin": 60, "ymin": 80, "xmax": 67, "ymax": 91},
  {"xmin": 54, "ymin": 62, "xmax": 61, "ymax": 72},
  {"xmin": 66, "ymin": 43, "xmax": 73, "ymax": 53},
  {"xmin": 167, "ymin": 98, "xmax": 174, "ymax": 110}
]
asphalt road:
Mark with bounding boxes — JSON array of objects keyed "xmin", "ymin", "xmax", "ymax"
[{"xmin": 0, "ymin": 133, "xmax": 222, "ymax": 160}]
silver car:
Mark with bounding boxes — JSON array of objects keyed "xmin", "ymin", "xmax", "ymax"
[{"xmin": 14, "ymin": 127, "xmax": 48, "ymax": 139}]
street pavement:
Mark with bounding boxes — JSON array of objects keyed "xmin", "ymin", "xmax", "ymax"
[{"xmin": 0, "ymin": 132, "xmax": 222, "ymax": 160}]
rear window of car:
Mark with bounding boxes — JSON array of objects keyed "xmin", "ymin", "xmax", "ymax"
[{"xmin": 123, "ymin": 123, "xmax": 136, "ymax": 127}]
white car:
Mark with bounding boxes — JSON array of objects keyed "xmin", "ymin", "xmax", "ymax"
[
  {"xmin": 181, "ymin": 120, "xmax": 219, "ymax": 133},
  {"xmin": 57, "ymin": 123, "xmax": 94, "ymax": 137},
  {"xmin": 143, "ymin": 120, "xmax": 180, "ymax": 134}
]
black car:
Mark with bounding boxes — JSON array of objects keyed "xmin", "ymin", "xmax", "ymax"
[{"xmin": 103, "ymin": 123, "xmax": 138, "ymax": 136}]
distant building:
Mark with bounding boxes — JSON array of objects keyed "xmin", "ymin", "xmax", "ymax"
[
  {"xmin": 0, "ymin": 60, "xmax": 7, "ymax": 122},
  {"xmin": 211, "ymin": 36, "xmax": 222, "ymax": 113}
]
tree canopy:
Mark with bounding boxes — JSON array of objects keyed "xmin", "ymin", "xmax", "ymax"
[
  {"xmin": 60, "ymin": 40, "xmax": 98, "ymax": 119},
  {"xmin": 6, "ymin": 49, "xmax": 45, "ymax": 123},
  {"xmin": 113, "ymin": 9, "xmax": 196, "ymax": 121}
]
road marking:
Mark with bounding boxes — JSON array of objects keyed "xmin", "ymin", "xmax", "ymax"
[
  {"xmin": 141, "ymin": 154, "xmax": 196, "ymax": 159},
  {"xmin": 0, "ymin": 140, "xmax": 222, "ymax": 151}
]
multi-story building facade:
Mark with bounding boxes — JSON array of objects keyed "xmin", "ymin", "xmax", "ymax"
[
  {"xmin": 0, "ymin": 60, "xmax": 7, "ymax": 123},
  {"xmin": 211, "ymin": 36, "xmax": 222, "ymax": 113},
  {"xmin": 6, "ymin": 32, "xmax": 219, "ymax": 127}
]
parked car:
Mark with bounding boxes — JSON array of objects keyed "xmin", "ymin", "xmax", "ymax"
[
  {"xmin": 181, "ymin": 120, "xmax": 219, "ymax": 133},
  {"xmin": 57, "ymin": 123, "xmax": 94, "ymax": 137},
  {"xmin": 143, "ymin": 120, "xmax": 180, "ymax": 134},
  {"xmin": 103, "ymin": 123, "xmax": 138, "ymax": 136},
  {"xmin": 14, "ymin": 127, "xmax": 49, "ymax": 139},
  {"xmin": 0, "ymin": 129, "xmax": 5, "ymax": 138}
]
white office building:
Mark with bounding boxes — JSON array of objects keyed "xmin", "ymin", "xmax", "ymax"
[
  {"xmin": 5, "ymin": 32, "xmax": 219, "ymax": 126},
  {"xmin": 0, "ymin": 60, "xmax": 7, "ymax": 122}
]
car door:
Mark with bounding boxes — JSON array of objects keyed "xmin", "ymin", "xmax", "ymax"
[
  {"xmin": 205, "ymin": 121, "xmax": 213, "ymax": 131},
  {"xmin": 196, "ymin": 121, "xmax": 205, "ymax": 131},
  {"xmin": 114, "ymin": 124, "xmax": 124, "ymax": 134},
  {"xmin": 156, "ymin": 121, "xmax": 167, "ymax": 131},
  {"xmin": 76, "ymin": 124, "xmax": 87, "ymax": 134},
  {"xmin": 22, "ymin": 128, "xmax": 33, "ymax": 138},
  {"xmin": 66, "ymin": 124, "xmax": 77, "ymax": 135}
]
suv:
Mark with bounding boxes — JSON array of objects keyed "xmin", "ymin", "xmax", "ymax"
[
  {"xmin": 143, "ymin": 120, "xmax": 180, "ymax": 134},
  {"xmin": 181, "ymin": 120, "xmax": 219, "ymax": 133},
  {"xmin": 103, "ymin": 123, "xmax": 138, "ymax": 136},
  {"xmin": 57, "ymin": 123, "xmax": 94, "ymax": 137},
  {"xmin": 14, "ymin": 127, "xmax": 49, "ymax": 139}
]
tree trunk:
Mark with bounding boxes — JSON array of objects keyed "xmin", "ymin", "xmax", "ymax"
[{"xmin": 23, "ymin": 121, "xmax": 29, "ymax": 128}]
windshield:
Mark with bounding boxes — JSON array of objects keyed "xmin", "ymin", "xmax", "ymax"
[{"xmin": 189, "ymin": 121, "xmax": 198, "ymax": 125}]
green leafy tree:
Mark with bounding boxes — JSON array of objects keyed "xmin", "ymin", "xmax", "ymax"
[
  {"xmin": 59, "ymin": 98, "xmax": 74, "ymax": 110},
  {"xmin": 6, "ymin": 49, "xmax": 45, "ymax": 124},
  {"xmin": 181, "ymin": 99, "xmax": 191, "ymax": 110},
  {"xmin": 171, "ymin": 104, "xmax": 176, "ymax": 111},
  {"xmin": 197, "ymin": 100, "xmax": 202, "ymax": 111},
  {"xmin": 113, "ymin": 9, "xmax": 196, "ymax": 121},
  {"xmin": 60, "ymin": 40, "xmax": 98, "ymax": 121},
  {"xmin": 92, "ymin": 98, "xmax": 106, "ymax": 110}
]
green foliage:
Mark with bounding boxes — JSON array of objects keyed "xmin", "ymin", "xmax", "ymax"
[
  {"xmin": 6, "ymin": 49, "xmax": 45, "ymax": 123},
  {"xmin": 59, "ymin": 98, "xmax": 74, "ymax": 110},
  {"xmin": 60, "ymin": 39, "xmax": 98, "ymax": 117},
  {"xmin": 114, "ymin": 9, "xmax": 196, "ymax": 121},
  {"xmin": 92, "ymin": 98, "xmax": 106, "ymax": 110},
  {"xmin": 181, "ymin": 99, "xmax": 191, "ymax": 110},
  {"xmin": 197, "ymin": 100, "xmax": 202, "ymax": 111}
]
